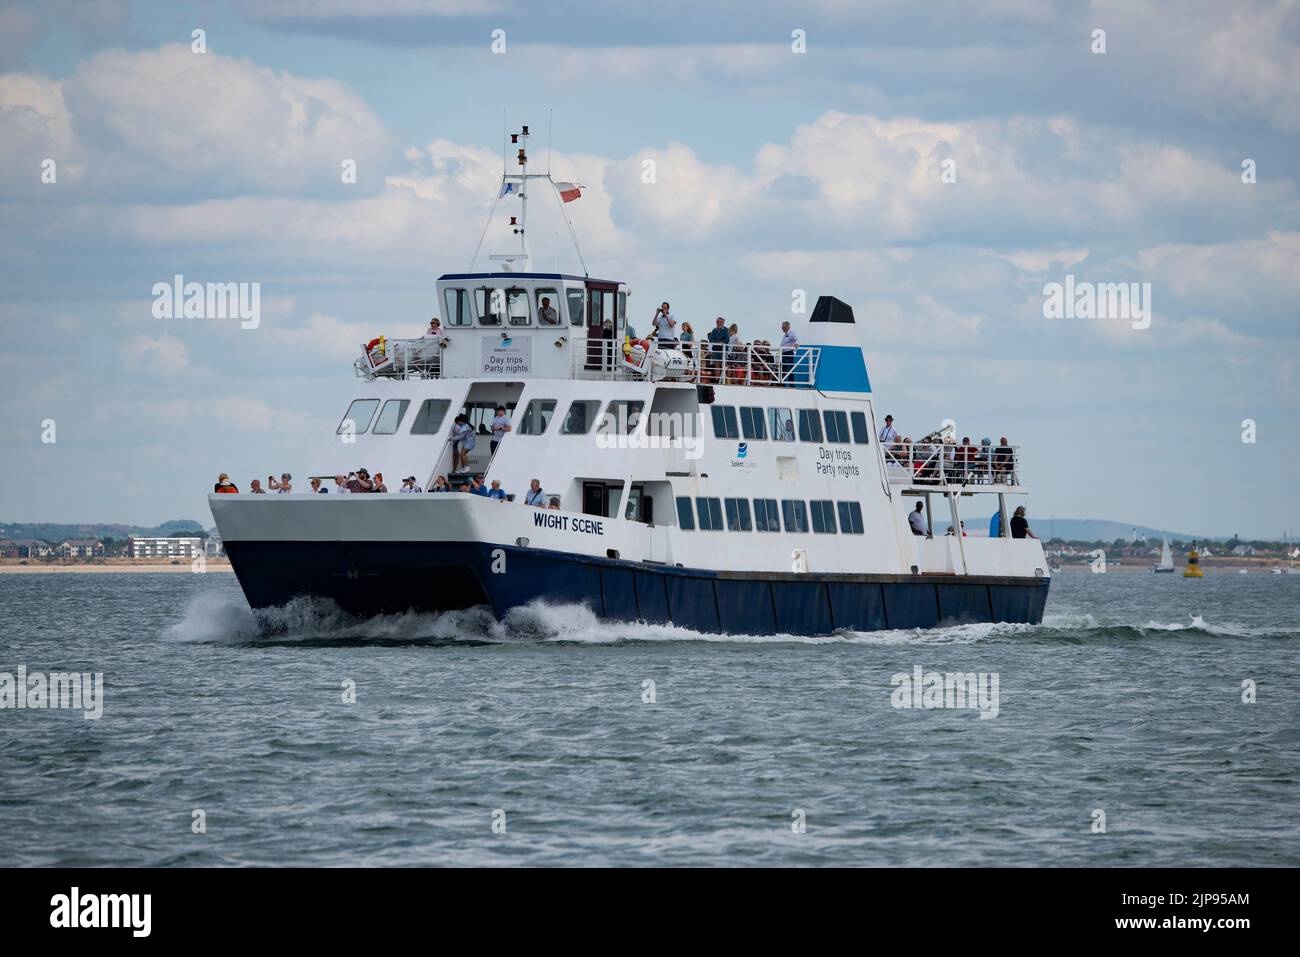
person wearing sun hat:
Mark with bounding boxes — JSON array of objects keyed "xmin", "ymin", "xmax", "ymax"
[{"xmin": 214, "ymin": 473, "xmax": 239, "ymax": 493}]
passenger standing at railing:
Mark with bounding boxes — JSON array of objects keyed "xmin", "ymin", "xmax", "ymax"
[
  {"xmin": 909, "ymin": 502, "xmax": 928, "ymax": 536},
  {"xmin": 490, "ymin": 405, "xmax": 511, "ymax": 456},
  {"xmin": 424, "ymin": 317, "xmax": 443, "ymax": 337},
  {"xmin": 879, "ymin": 415, "xmax": 898, "ymax": 443},
  {"xmin": 995, "ymin": 437, "xmax": 1013, "ymax": 482},
  {"xmin": 706, "ymin": 317, "xmax": 729, "ymax": 384},
  {"xmin": 652, "ymin": 302, "xmax": 678, "ymax": 347},
  {"xmin": 524, "ymin": 479, "xmax": 545, "ymax": 507},
  {"xmin": 680, "ymin": 322, "xmax": 694, "ymax": 360},
  {"xmin": 779, "ymin": 321, "xmax": 798, "ymax": 382},
  {"xmin": 727, "ymin": 323, "xmax": 746, "ymax": 383}
]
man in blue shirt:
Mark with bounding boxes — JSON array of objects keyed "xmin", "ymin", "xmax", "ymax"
[{"xmin": 487, "ymin": 479, "xmax": 507, "ymax": 501}]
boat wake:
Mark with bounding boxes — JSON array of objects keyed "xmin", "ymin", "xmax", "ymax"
[{"xmin": 164, "ymin": 593, "xmax": 1287, "ymax": 647}]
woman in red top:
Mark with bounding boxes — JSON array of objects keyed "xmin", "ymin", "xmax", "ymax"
[{"xmin": 214, "ymin": 472, "xmax": 239, "ymax": 493}]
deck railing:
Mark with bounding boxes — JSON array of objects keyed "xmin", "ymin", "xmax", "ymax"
[
  {"xmin": 884, "ymin": 442, "xmax": 1022, "ymax": 488},
  {"xmin": 574, "ymin": 340, "xmax": 821, "ymax": 388}
]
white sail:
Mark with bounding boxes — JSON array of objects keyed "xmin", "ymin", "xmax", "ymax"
[{"xmin": 1159, "ymin": 537, "xmax": 1173, "ymax": 570}]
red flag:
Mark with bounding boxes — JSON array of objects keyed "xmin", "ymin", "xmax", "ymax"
[{"xmin": 554, "ymin": 182, "xmax": 582, "ymax": 203}]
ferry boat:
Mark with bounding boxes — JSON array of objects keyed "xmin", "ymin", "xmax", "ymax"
[{"xmin": 209, "ymin": 126, "xmax": 1050, "ymax": 636}]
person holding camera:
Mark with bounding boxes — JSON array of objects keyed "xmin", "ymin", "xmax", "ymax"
[{"xmin": 651, "ymin": 302, "xmax": 678, "ymax": 347}]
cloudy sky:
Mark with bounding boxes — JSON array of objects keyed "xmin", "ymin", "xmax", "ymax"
[{"xmin": 1, "ymin": 0, "xmax": 1297, "ymax": 538}]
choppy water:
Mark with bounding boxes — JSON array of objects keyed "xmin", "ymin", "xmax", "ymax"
[{"xmin": 1, "ymin": 570, "xmax": 1297, "ymax": 866}]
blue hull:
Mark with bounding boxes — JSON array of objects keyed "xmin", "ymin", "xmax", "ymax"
[{"xmin": 223, "ymin": 541, "xmax": 1050, "ymax": 636}]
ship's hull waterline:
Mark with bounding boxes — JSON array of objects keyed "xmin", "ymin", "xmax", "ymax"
[{"xmin": 223, "ymin": 538, "xmax": 1049, "ymax": 636}]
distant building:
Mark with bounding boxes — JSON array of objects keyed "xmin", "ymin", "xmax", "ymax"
[
  {"xmin": 128, "ymin": 536, "xmax": 204, "ymax": 559},
  {"xmin": 0, "ymin": 539, "xmax": 56, "ymax": 558},
  {"xmin": 59, "ymin": 539, "xmax": 104, "ymax": 558},
  {"xmin": 205, "ymin": 529, "xmax": 224, "ymax": 558},
  {"xmin": 1231, "ymin": 544, "xmax": 1257, "ymax": 557}
]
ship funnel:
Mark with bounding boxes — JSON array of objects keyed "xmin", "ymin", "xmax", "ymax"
[{"xmin": 803, "ymin": 295, "xmax": 871, "ymax": 394}]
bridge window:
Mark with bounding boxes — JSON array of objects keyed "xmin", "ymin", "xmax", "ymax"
[
  {"xmin": 711, "ymin": 405, "xmax": 739, "ymax": 439},
  {"xmin": 506, "ymin": 288, "xmax": 531, "ymax": 326},
  {"xmin": 676, "ymin": 496, "xmax": 695, "ymax": 530},
  {"xmin": 617, "ymin": 291, "xmax": 627, "ymax": 326},
  {"xmin": 724, "ymin": 498, "xmax": 753, "ymax": 531},
  {"xmin": 475, "ymin": 287, "xmax": 504, "ymax": 325},
  {"xmin": 516, "ymin": 399, "xmax": 557, "ymax": 435},
  {"xmin": 781, "ymin": 499, "xmax": 809, "ymax": 533},
  {"xmin": 850, "ymin": 411, "xmax": 870, "ymax": 444},
  {"xmin": 837, "ymin": 501, "xmax": 865, "ymax": 534},
  {"xmin": 739, "ymin": 406, "xmax": 766, "ymax": 440},
  {"xmin": 337, "ymin": 399, "xmax": 379, "ymax": 435},
  {"xmin": 810, "ymin": 500, "xmax": 837, "ymax": 534},
  {"xmin": 561, "ymin": 399, "xmax": 601, "ymax": 435},
  {"xmin": 822, "ymin": 410, "xmax": 850, "ymax": 443},
  {"xmin": 797, "ymin": 409, "xmax": 823, "ymax": 442},
  {"xmin": 536, "ymin": 288, "xmax": 562, "ymax": 326},
  {"xmin": 769, "ymin": 407, "xmax": 795, "ymax": 442},
  {"xmin": 754, "ymin": 498, "xmax": 781, "ymax": 532},
  {"xmin": 695, "ymin": 497, "xmax": 723, "ymax": 531},
  {"xmin": 409, "ymin": 398, "xmax": 451, "ymax": 434},
  {"xmin": 566, "ymin": 288, "xmax": 584, "ymax": 326},
  {"xmin": 371, "ymin": 399, "xmax": 410, "ymax": 435},
  {"xmin": 443, "ymin": 288, "xmax": 473, "ymax": 327}
]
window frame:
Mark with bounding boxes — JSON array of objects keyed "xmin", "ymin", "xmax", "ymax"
[
  {"xmin": 505, "ymin": 287, "xmax": 531, "ymax": 327},
  {"xmin": 724, "ymin": 497, "xmax": 753, "ymax": 531},
  {"xmin": 797, "ymin": 409, "xmax": 824, "ymax": 443},
  {"xmin": 837, "ymin": 501, "xmax": 865, "ymax": 534},
  {"xmin": 850, "ymin": 411, "xmax": 870, "ymax": 444},
  {"xmin": 711, "ymin": 405, "xmax": 740, "ymax": 440},
  {"xmin": 695, "ymin": 496, "xmax": 724, "ymax": 531},
  {"xmin": 409, "ymin": 398, "xmax": 452, "ymax": 435},
  {"xmin": 754, "ymin": 498, "xmax": 781, "ymax": 532},
  {"xmin": 337, "ymin": 398, "xmax": 380, "ymax": 435},
  {"xmin": 823, "ymin": 410, "xmax": 850, "ymax": 444},
  {"xmin": 769, "ymin": 407, "xmax": 795, "ymax": 442},
  {"xmin": 781, "ymin": 499, "xmax": 809, "ymax": 533},
  {"xmin": 676, "ymin": 496, "xmax": 696, "ymax": 530},
  {"xmin": 535, "ymin": 287, "xmax": 562, "ymax": 326},
  {"xmin": 601, "ymin": 399, "xmax": 644, "ymax": 435},
  {"xmin": 443, "ymin": 287, "xmax": 473, "ymax": 327},
  {"xmin": 516, "ymin": 398, "xmax": 558, "ymax": 436},
  {"xmin": 739, "ymin": 406, "xmax": 767, "ymax": 440},
  {"xmin": 810, "ymin": 500, "xmax": 838, "ymax": 534},
  {"xmin": 566, "ymin": 288, "xmax": 585, "ymax": 327},
  {"xmin": 371, "ymin": 398, "xmax": 410, "ymax": 435},
  {"xmin": 474, "ymin": 287, "xmax": 504, "ymax": 326},
  {"xmin": 560, "ymin": 399, "xmax": 602, "ymax": 435}
]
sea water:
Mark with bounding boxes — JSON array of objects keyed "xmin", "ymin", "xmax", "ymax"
[{"xmin": 0, "ymin": 571, "xmax": 1296, "ymax": 866}]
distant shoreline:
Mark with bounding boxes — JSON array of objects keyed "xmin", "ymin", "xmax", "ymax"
[{"xmin": 0, "ymin": 561, "xmax": 233, "ymax": 574}]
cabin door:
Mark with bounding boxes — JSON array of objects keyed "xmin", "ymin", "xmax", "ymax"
[{"xmin": 582, "ymin": 482, "xmax": 609, "ymax": 518}]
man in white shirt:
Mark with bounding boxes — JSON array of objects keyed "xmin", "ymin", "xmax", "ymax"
[
  {"xmin": 539, "ymin": 298, "xmax": 560, "ymax": 326},
  {"xmin": 908, "ymin": 502, "xmax": 928, "ymax": 537},
  {"xmin": 652, "ymin": 302, "xmax": 678, "ymax": 346},
  {"xmin": 779, "ymin": 321, "xmax": 798, "ymax": 380},
  {"xmin": 334, "ymin": 475, "xmax": 350, "ymax": 494},
  {"xmin": 399, "ymin": 476, "xmax": 421, "ymax": 493},
  {"xmin": 879, "ymin": 415, "xmax": 899, "ymax": 443},
  {"xmin": 524, "ymin": 479, "xmax": 545, "ymax": 506}
]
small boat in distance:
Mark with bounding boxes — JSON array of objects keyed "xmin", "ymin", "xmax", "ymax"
[{"xmin": 1152, "ymin": 534, "xmax": 1175, "ymax": 574}]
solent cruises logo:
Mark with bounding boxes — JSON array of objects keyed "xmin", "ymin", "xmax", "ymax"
[
  {"xmin": 0, "ymin": 665, "xmax": 103, "ymax": 719},
  {"xmin": 594, "ymin": 408, "xmax": 705, "ymax": 459}
]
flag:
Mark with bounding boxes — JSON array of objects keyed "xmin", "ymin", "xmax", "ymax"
[
  {"xmin": 554, "ymin": 181, "xmax": 582, "ymax": 203},
  {"xmin": 498, "ymin": 181, "xmax": 516, "ymax": 198}
]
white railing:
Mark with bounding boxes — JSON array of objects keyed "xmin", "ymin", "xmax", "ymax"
[
  {"xmin": 574, "ymin": 340, "xmax": 820, "ymax": 388},
  {"xmin": 883, "ymin": 442, "xmax": 1023, "ymax": 487},
  {"xmin": 354, "ymin": 337, "xmax": 445, "ymax": 380}
]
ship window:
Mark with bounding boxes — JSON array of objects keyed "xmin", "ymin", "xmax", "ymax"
[
  {"xmin": 710, "ymin": 405, "xmax": 739, "ymax": 439},
  {"xmin": 337, "ymin": 399, "xmax": 379, "ymax": 435},
  {"xmin": 754, "ymin": 498, "xmax": 781, "ymax": 532},
  {"xmin": 695, "ymin": 497, "xmax": 723, "ymax": 531},
  {"xmin": 617, "ymin": 291, "xmax": 627, "ymax": 324},
  {"xmin": 566, "ymin": 288, "xmax": 585, "ymax": 326},
  {"xmin": 822, "ymin": 410, "xmax": 850, "ymax": 443},
  {"xmin": 506, "ymin": 288, "xmax": 531, "ymax": 326},
  {"xmin": 769, "ymin": 407, "xmax": 795, "ymax": 442},
  {"xmin": 443, "ymin": 288, "xmax": 473, "ymax": 327},
  {"xmin": 475, "ymin": 287, "xmax": 504, "ymax": 325},
  {"xmin": 676, "ymin": 496, "xmax": 695, "ymax": 530},
  {"xmin": 739, "ymin": 406, "xmax": 766, "ymax": 440},
  {"xmin": 600, "ymin": 400, "xmax": 644, "ymax": 434},
  {"xmin": 797, "ymin": 409, "xmax": 823, "ymax": 443},
  {"xmin": 536, "ymin": 288, "xmax": 561, "ymax": 326},
  {"xmin": 781, "ymin": 499, "xmax": 809, "ymax": 533},
  {"xmin": 724, "ymin": 498, "xmax": 752, "ymax": 531},
  {"xmin": 603, "ymin": 291, "xmax": 615, "ymax": 331},
  {"xmin": 561, "ymin": 399, "xmax": 601, "ymax": 435},
  {"xmin": 837, "ymin": 501, "xmax": 865, "ymax": 534},
  {"xmin": 409, "ymin": 398, "xmax": 451, "ymax": 434},
  {"xmin": 372, "ymin": 399, "xmax": 410, "ymax": 435},
  {"xmin": 811, "ymin": 500, "xmax": 837, "ymax": 534},
  {"xmin": 516, "ymin": 399, "xmax": 557, "ymax": 435},
  {"xmin": 850, "ymin": 411, "xmax": 870, "ymax": 444}
]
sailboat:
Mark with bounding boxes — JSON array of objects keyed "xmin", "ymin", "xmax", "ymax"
[{"xmin": 1152, "ymin": 534, "xmax": 1175, "ymax": 574}]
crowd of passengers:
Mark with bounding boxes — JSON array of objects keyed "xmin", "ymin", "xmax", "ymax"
[
  {"xmin": 583, "ymin": 303, "xmax": 804, "ymax": 384},
  {"xmin": 212, "ymin": 469, "xmax": 565, "ymax": 509},
  {"xmin": 877, "ymin": 415, "xmax": 1017, "ymax": 484}
]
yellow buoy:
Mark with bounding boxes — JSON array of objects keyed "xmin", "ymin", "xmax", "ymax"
[{"xmin": 1184, "ymin": 543, "xmax": 1204, "ymax": 578}]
